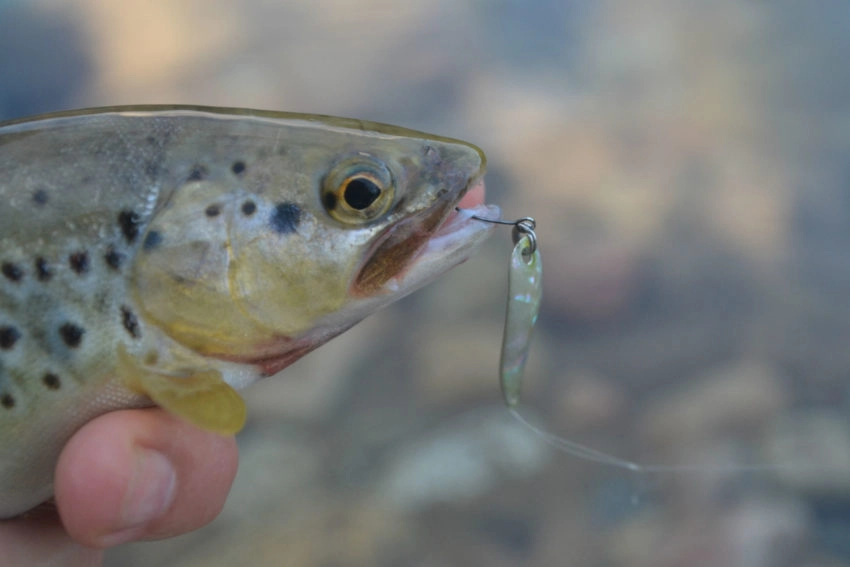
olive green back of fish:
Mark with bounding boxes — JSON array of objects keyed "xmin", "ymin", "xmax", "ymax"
[{"xmin": 0, "ymin": 106, "xmax": 489, "ymax": 517}]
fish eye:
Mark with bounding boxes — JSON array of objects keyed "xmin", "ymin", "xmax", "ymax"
[
  {"xmin": 322, "ymin": 156, "xmax": 394, "ymax": 224},
  {"xmin": 343, "ymin": 176, "xmax": 382, "ymax": 210}
]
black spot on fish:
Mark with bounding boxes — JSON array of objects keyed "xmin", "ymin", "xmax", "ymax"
[
  {"xmin": 69, "ymin": 251, "xmax": 90, "ymax": 274},
  {"xmin": 59, "ymin": 323, "xmax": 84, "ymax": 348},
  {"xmin": 205, "ymin": 204, "xmax": 221, "ymax": 217},
  {"xmin": 35, "ymin": 257, "xmax": 52, "ymax": 281},
  {"xmin": 187, "ymin": 165, "xmax": 208, "ymax": 181},
  {"xmin": 231, "ymin": 161, "xmax": 246, "ymax": 175},
  {"xmin": 0, "ymin": 326, "xmax": 20, "ymax": 349},
  {"xmin": 104, "ymin": 247, "xmax": 125, "ymax": 270},
  {"xmin": 1, "ymin": 394, "xmax": 14, "ymax": 409},
  {"xmin": 32, "ymin": 189, "xmax": 49, "ymax": 206},
  {"xmin": 42, "ymin": 373, "xmax": 61, "ymax": 390},
  {"xmin": 1, "ymin": 263, "xmax": 23, "ymax": 282},
  {"xmin": 241, "ymin": 200, "xmax": 256, "ymax": 216},
  {"xmin": 121, "ymin": 305, "xmax": 140, "ymax": 338},
  {"xmin": 118, "ymin": 210, "xmax": 141, "ymax": 244},
  {"xmin": 270, "ymin": 202, "xmax": 301, "ymax": 235},
  {"xmin": 143, "ymin": 231, "xmax": 162, "ymax": 251}
]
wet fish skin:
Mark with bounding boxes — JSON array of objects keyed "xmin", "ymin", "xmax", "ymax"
[{"xmin": 0, "ymin": 106, "xmax": 495, "ymax": 517}]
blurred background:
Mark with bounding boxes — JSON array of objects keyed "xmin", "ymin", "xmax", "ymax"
[{"xmin": 3, "ymin": 0, "xmax": 850, "ymax": 565}]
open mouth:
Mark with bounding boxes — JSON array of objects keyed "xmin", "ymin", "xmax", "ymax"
[{"xmin": 352, "ymin": 177, "xmax": 501, "ymax": 297}]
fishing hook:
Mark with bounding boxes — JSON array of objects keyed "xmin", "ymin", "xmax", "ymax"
[{"xmin": 456, "ymin": 208, "xmax": 538, "ymax": 256}]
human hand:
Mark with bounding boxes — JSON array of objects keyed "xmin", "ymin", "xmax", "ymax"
[{"xmin": 0, "ymin": 408, "xmax": 239, "ymax": 566}]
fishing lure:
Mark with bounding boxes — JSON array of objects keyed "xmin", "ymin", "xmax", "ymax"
[
  {"xmin": 478, "ymin": 216, "xmax": 541, "ymax": 407},
  {"xmin": 459, "ymin": 211, "xmax": 541, "ymax": 407},
  {"xmin": 500, "ymin": 218, "xmax": 541, "ymax": 408}
]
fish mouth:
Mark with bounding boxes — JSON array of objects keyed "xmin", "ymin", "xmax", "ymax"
[{"xmin": 352, "ymin": 177, "xmax": 500, "ymax": 297}]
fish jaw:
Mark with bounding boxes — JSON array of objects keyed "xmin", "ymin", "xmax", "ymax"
[
  {"xmin": 395, "ymin": 198, "xmax": 500, "ymax": 294},
  {"xmin": 351, "ymin": 177, "xmax": 495, "ymax": 296},
  {"xmin": 368, "ymin": 178, "xmax": 499, "ymax": 296}
]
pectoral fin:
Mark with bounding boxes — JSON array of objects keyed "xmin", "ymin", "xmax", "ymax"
[{"xmin": 118, "ymin": 345, "xmax": 246, "ymax": 435}]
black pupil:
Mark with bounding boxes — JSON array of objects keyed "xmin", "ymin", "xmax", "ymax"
[{"xmin": 343, "ymin": 177, "xmax": 381, "ymax": 210}]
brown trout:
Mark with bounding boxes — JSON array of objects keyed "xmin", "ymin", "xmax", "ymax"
[{"xmin": 0, "ymin": 106, "xmax": 496, "ymax": 518}]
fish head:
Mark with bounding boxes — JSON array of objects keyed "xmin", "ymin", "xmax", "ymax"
[{"xmin": 132, "ymin": 116, "xmax": 498, "ymax": 370}]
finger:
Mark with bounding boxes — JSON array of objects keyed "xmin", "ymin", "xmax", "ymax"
[
  {"xmin": 0, "ymin": 503, "xmax": 103, "ymax": 566},
  {"xmin": 55, "ymin": 408, "xmax": 238, "ymax": 548}
]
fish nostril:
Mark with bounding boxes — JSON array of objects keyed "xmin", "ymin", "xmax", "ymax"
[{"xmin": 187, "ymin": 165, "xmax": 208, "ymax": 181}]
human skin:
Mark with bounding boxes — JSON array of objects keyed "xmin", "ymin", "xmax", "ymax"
[{"xmin": 0, "ymin": 408, "xmax": 239, "ymax": 566}]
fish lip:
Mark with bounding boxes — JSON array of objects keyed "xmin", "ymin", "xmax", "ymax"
[
  {"xmin": 405, "ymin": 201, "xmax": 500, "ymax": 272},
  {"xmin": 351, "ymin": 173, "xmax": 498, "ymax": 297}
]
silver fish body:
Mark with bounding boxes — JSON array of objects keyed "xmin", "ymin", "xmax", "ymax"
[{"xmin": 0, "ymin": 106, "xmax": 496, "ymax": 517}]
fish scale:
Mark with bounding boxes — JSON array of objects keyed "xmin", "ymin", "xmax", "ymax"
[{"xmin": 0, "ymin": 106, "xmax": 497, "ymax": 517}]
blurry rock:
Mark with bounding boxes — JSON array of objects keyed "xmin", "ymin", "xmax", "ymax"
[
  {"xmin": 763, "ymin": 411, "xmax": 850, "ymax": 496},
  {"xmin": 412, "ymin": 316, "xmax": 549, "ymax": 407},
  {"xmin": 413, "ymin": 323, "xmax": 502, "ymax": 405},
  {"xmin": 640, "ymin": 359, "xmax": 788, "ymax": 452},
  {"xmin": 606, "ymin": 508, "xmax": 669, "ymax": 567},
  {"xmin": 545, "ymin": 228, "xmax": 646, "ymax": 322},
  {"xmin": 244, "ymin": 314, "xmax": 390, "ymax": 423},
  {"xmin": 214, "ymin": 498, "xmax": 411, "ymax": 567},
  {"xmin": 379, "ymin": 408, "xmax": 550, "ymax": 511},
  {"xmin": 553, "ymin": 369, "xmax": 626, "ymax": 431},
  {"xmin": 414, "ymin": 240, "xmax": 506, "ymax": 319},
  {"xmin": 697, "ymin": 153, "xmax": 790, "ymax": 263},
  {"xmin": 225, "ymin": 426, "xmax": 324, "ymax": 521},
  {"xmin": 415, "ymin": 509, "xmax": 540, "ymax": 567},
  {"xmin": 608, "ymin": 496, "xmax": 808, "ymax": 567},
  {"xmin": 722, "ymin": 498, "xmax": 809, "ymax": 567},
  {"xmin": 125, "ymin": 496, "xmax": 412, "ymax": 567}
]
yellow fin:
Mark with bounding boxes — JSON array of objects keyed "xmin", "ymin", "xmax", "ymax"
[{"xmin": 117, "ymin": 345, "xmax": 246, "ymax": 435}]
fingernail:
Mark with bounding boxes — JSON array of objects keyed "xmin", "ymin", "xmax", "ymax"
[{"xmin": 105, "ymin": 448, "xmax": 176, "ymax": 545}]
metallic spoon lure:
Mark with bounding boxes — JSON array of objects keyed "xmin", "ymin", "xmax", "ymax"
[{"xmin": 459, "ymin": 211, "xmax": 542, "ymax": 408}]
